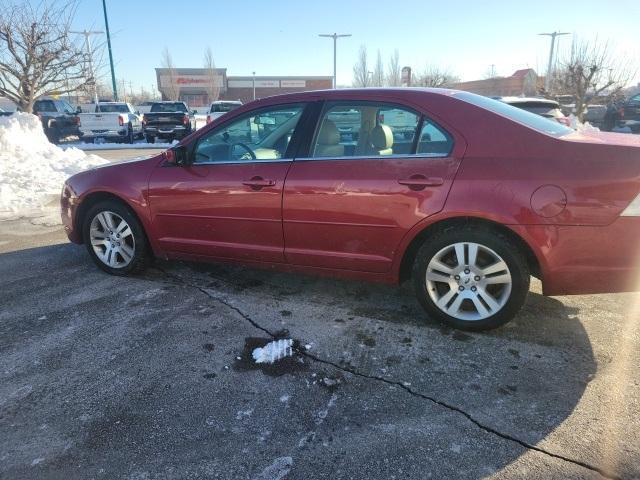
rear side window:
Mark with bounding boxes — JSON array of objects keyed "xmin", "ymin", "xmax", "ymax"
[
  {"xmin": 417, "ymin": 121, "xmax": 454, "ymax": 156},
  {"xmin": 309, "ymin": 101, "xmax": 453, "ymax": 159},
  {"xmin": 311, "ymin": 102, "xmax": 421, "ymax": 158},
  {"xmin": 629, "ymin": 94, "xmax": 640, "ymax": 105}
]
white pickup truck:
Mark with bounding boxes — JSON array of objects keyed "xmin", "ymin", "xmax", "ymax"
[{"xmin": 78, "ymin": 102, "xmax": 143, "ymax": 143}]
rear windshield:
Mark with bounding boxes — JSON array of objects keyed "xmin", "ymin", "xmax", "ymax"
[
  {"xmin": 457, "ymin": 92, "xmax": 573, "ymax": 136},
  {"xmin": 150, "ymin": 103, "xmax": 187, "ymax": 113},
  {"xmin": 97, "ymin": 104, "xmax": 129, "ymax": 113},
  {"xmin": 210, "ymin": 103, "xmax": 241, "ymax": 113}
]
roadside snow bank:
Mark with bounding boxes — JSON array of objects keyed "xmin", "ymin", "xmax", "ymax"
[{"xmin": 0, "ymin": 113, "xmax": 107, "ymax": 218}]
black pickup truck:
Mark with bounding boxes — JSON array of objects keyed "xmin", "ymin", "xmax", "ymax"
[
  {"xmin": 142, "ymin": 101, "xmax": 196, "ymax": 143},
  {"xmin": 32, "ymin": 98, "xmax": 81, "ymax": 143}
]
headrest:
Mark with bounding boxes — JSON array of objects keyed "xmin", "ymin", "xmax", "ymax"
[
  {"xmin": 371, "ymin": 124, "xmax": 393, "ymax": 150},
  {"xmin": 317, "ymin": 120, "xmax": 340, "ymax": 145}
]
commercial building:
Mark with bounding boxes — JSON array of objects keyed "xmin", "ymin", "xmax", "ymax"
[
  {"xmin": 155, "ymin": 68, "xmax": 332, "ymax": 106},
  {"xmin": 451, "ymin": 69, "xmax": 543, "ymax": 97}
]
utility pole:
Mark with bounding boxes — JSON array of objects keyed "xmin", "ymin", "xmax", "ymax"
[
  {"xmin": 318, "ymin": 33, "xmax": 352, "ymax": 89},
  {"xmin": 70, "ymin": 30, "xmax": 103, "ymax": 107},
  {"xmin": 102, "ymin": 0, "xmax": 118, "ymax": 101},
  {"xmin": 252, "ymin": 71, "xmax": 256, "ymax": 100},
  {"xmin": 539, "ymin": 31, "xmax": 570, "ymax": 92}
]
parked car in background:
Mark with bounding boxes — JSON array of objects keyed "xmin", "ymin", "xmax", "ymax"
[
  {"xmin": 62, "ymin": 88, "xmax": 640, "ymax": 331},
  {"xmin": 0, "ymin": 107, "xmax": 14, "ymax": 117},
  {"xmin": 621, "ymin": 93, "xmax": 640, "ymax": 134},
  {"xmin": 206, "ymin": 100, "xmax": 242, "ymax": 124},
  {"xmin": 32, "ymin": 98, "xmax": 81, "ymax": 143},
  {"xmin": 497, "ymin": 97, "xmax": 571, "ymax": 126},
  {"xmin": 142, "ymin": 101, "xmax": 196, "ymax": 143},
  {"xmin": 78, "ymin": 102, "xmax": 142, "ymax": 144}
]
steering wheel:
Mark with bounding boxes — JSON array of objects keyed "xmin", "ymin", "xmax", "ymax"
[{"xmin": 230, "ymin": 142, "xmax": 256, "ymax": 160}]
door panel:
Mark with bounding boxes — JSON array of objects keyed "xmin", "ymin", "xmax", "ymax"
[
  {"xmin": 282, "ymin": 157, "xmax": 461, "ymax": 272},
  {"xmin": 148, "ymin": 162, "xmax": 290, "ymax": 262}
]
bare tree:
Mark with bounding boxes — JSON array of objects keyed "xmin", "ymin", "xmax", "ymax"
[
  {"xmin": 553, "ymin": 37, "xmax": 635, "ymax": 121},
  {"xmin": 371, "ymin": 49, "xmax": 384, "ymax": 87},
  {"xmin": 203, "ymin": 46, "xmax": 220, "ymax": 104},
  {"xmin": 0, "ymin": 0, "xmax": 90, "ymax": 112},
  {"xmin": 386, "ymin": 49, "xmax": 401, "ymax": 86},
  {"xmin": 416, "ymin": 65, "xmax": 459, "ymax": 88},
  {"xmin": 352, "ymin": 45, "xmax": 370, "ymax": 87},
  {"xmin": 160, "ymin": 47, "xmax": 179, "ymax": 101}
]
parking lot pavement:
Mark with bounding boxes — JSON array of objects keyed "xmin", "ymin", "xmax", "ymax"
[{"xmin": 1, "ymin": 219, "xmax": 639, "ymax": 480}]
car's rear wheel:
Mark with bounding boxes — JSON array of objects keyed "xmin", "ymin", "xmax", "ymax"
[
  {"xmin": 83, "ymin": 200, "xmax": 150, "ymax": 275},
  {"xmin": 125, "ymin": 124, "xmax": 134, "ymax": 144},
  {"xmin": 145, "ymin": 135, "xmax": 155, "ymax": 144},
  {"xmin": 412, "ymin": 226, "xmax": 529, "ymax": 331}
]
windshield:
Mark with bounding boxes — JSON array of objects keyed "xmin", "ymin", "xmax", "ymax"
[
  {"xmin": 97, "ymin": 104, "xmax": 129, "ymax": 113},
  {"xmin": 457, "ymin": 92, "xmax": 573, "ymax": 137},
  {"xmin": 210, "ymin": 103, "xmax": 241, "ymax": 113},
  {"xmin": 150, "ymin": 103, "xmax": 187, "ymax": 113}
]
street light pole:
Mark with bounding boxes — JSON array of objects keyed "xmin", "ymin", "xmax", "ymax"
[
  {"xmin": 539, "ymin": 31, "xmax": 570, "ymax": 92},
  {"xmin": 102, "ymin": 0, "xmax": 118, "ymax": 101},
  {"xmin": 319, "ymin": 33, "xmax": 352, "ymax": 89},
  {"xmin": 252, "ymin": 71, "xmax": 256, "ymax": 100},
  {"xmin": 70, "ymin": 30, "xmax": 103, "ymax": 107}
]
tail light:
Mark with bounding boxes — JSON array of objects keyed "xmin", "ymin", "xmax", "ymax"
[
  {"xmin": 74, "ymin": 116, "xmax": 80, "ymax": 126},
  {"xmin": 118, "ymin": 116, "xmax": 124, "ymax": 127},
  {"xmin": 206, "ymin": 115, "xmax": 211, "ymax": 124},
  {"xmin": 618, "ymin": 107, "xmax": 625, "ymax": 120},
  {"xmin": 183, "ymin": 114, "xmax": 189, "ymax": 126}
]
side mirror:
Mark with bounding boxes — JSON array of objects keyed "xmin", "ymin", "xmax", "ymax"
[
  {"xmin": 76, "ymin": 106, "xmax": 82, "ymax": 114},
  {"xmin": 166, "ymin": 145, "xmax": 189, "ymax": 166}
]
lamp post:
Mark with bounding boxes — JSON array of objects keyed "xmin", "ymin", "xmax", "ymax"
[
  {"xmin": 102, "ymin": 0, "xmax": 118, "ymax": 101},
  {"xmin": 318, "ymin": 33, "xmax": 352, "ymax": 89},
  {"xmin": 70, "ymin": 30, "xmax": 103, "ymax": 106},
  {"xmin": 252, "ymin": 71, "xmax": 256, "ymax": 100},
  {"xmin": 539, "ymin": 31, "xmax": 571, "ymax": 92}
]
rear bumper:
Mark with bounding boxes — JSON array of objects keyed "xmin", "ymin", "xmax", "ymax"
[
  {"xmin": 79, "ymin": 128, "xmax": 128, "ymax": 140},
  {"xmin": 144, "ymin": 126, "xmax": 188, "ymax": 138},
  {"xmin": 513, "ymin": 217, "xmax": 640, "ymax": 296}
]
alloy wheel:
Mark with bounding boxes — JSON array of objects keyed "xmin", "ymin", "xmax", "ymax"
[
  {"xmin": 425, "ymin": 242, "xmax": 512, "ymax": 321},
  {"xmin": 89, "ymin": 211, "xmax": 136, "ymax": 268}
]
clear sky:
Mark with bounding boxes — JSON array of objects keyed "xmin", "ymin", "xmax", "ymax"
[{"xmin": 72, "ymin": 0, "xmax": 640, "ymax": 94}]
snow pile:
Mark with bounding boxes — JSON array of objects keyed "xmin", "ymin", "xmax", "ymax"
[
  {"xmin": 252, "ymin": 339, "xmax": 294, "ymax": 364},
  {"xmin": 0, "ymin": 113, "xmax": 107, "ymax": 217},
  {"xmin": 568, "ymin": 114, "xmax": 600, "ymax": 133}
]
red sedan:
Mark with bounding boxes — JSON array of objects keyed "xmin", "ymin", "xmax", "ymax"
[{"xmin": 61, "ymin": 89, "xmax": 640, "ymax": 330}]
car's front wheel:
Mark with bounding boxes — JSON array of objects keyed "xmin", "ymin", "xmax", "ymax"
[
  {"xmin": 412, "ymin": 226, "xmax": 530, "ymax": 331},
  {"xmin": 83, "ymin": 200, "xmax": 150, "ymax": 275}
]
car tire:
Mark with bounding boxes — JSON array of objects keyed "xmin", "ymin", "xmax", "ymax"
[
  {"xmin": 145, "ymin": 135, "xmax": 155, "ymax": 144},
  {"xmin": 82, "ymin": 200, "xmax": 151, "ymax": 276},
  {"xmin": 412, "ymin": 225, "xmax": 530, "ymax": 331}
]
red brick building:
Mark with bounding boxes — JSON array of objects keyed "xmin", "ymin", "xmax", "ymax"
[
  {"xmin": 155, "ymin": 68, "xmax": 332, "ymax": 107},
  {"xmin": 451, "ymin": 69, "xmax": 544, "ymax": 97}
]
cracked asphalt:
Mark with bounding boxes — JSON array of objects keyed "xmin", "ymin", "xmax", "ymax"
[{"xmin": 1, "ymin": 157, "xmax": 640, "ymax": 479}]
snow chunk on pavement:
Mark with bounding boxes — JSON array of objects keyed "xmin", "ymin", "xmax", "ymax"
[
  {"xmin": 253, "ymin": 456, "xmax": 292, "ymax": 480},
  {"xmin": 252, "ymin": 339, "xmax": 293, "ymax": 364},
  {"xmin": 0, "ymin": 113, "xmax": 106, "ymax": 217}
]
